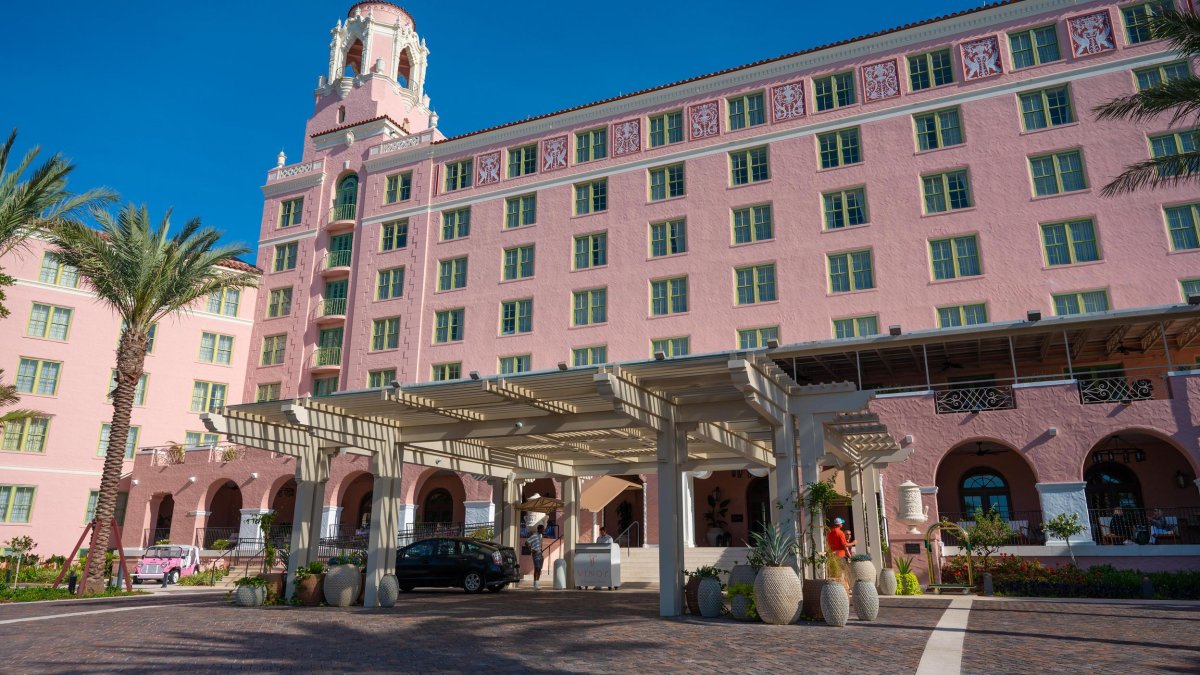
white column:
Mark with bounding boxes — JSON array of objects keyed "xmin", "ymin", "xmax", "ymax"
[
  {"xmin": 563, "ymin": 477, "xmax": 580, "ymax": 588},
  {"xmin": 657, "ymin": 421, "xmax": 689, "ymax": 617},
  {"xmin": 321, "ymin": 506, "xmax": 342, "ymax": 539},
  {"xmin": 238, "ymin": 508, "xmax": 272, "ymax": 553},
  {"xmin": 501, "ymin": 478, "xmax": 521, "ymax": 549},
  {"xmin": 463, "ymin": 500, "xmax": 494, "ymax": 530},
  {"xmin": 681, "ymin": 473, "xmax": 696, "ymax": 548},
  {"xmin": 490, "ymin": 479, "xmax": 505, "ymax": 539},
  {"xmin": 398, "ymin": 504, "xmax": 416, "ymax": 535},
  {"xmin": 862, "ymin": 465, "xmax": 884, "ymax": 567},
  {"xmin": 287, "ymin": 446, "xmax": 329, "ymax": 600},
  {"xmin": 1036, "ymin": 482, "xmax": 1093, "ymax": 545},
  {"xmin": 848, "ymin": 465, "xmax": 868, "ymax": 559},
  {"xmin": 772, "ymin": 417, "xmax": 800, "ymax": 545},
  {"xmin": 364, "ymin": 445, "xmax": 403, "ymax": 607}
]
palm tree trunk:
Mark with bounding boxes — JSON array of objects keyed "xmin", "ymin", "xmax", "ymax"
[{"xmin": 82, "ymin": 330, "xmax": 148, "ymax": 594}]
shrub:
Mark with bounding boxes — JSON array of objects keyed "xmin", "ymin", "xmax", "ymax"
[
  {"xmin": 748, "ymin": 524, "xmax": 797, "ymax": 568},
  {"xmin": 233, "ymin": 575, "xmax": 268, "ymax": 588},
  {"xmin": 726, "ymin": 582, "xmax": 757, "ymax": 619},
  {"xmin": 895, "ymin": 556, "xmax": 923, "ymax": 596},
  {"xmin": 294, "ymin": 561, "xmax": 326, "ymax": 582},
  {"xmin": 179, "ymin": 568, "xmax": 227, "ymax": 586},
  {"xmin": 469, "ymin": 526, "xmax": 495, "ymax": 541},
  {"xmin": 0, "ymin": 587, "xmax": 144, "ymax": 603},
  {"xmin": 940, "ymin": 554, "xmax": 1200, "ymax": 600},
  {"xmin": 683, "ymin": 565, "xmax": 725, "ymax": 581},
  {"xmin": 211, "ymin": 539, "xmax": 231, "ymax": 551},
  {"xmin": 850, "ymin": 553, "xmax": 872, "ymax": 563}
]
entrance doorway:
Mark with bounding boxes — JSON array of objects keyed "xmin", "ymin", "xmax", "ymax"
[{"xmin": 746, "ymin": 477, "xmax": 771, "ymax": 536}]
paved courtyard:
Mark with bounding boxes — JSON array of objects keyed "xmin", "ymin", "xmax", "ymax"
[{"xmin": 1, "ymin": 589, "xmax": 1197, "ymax": 673}]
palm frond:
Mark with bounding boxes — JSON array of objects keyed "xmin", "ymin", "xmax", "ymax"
[
  {"xmin": 1093, "ymin": 77, "xmax": 1200, "ymax": 126},
  {"xmin": 0, "ymin": 409, "xmax": 46, "ymax": 424},
  {"xmin": 1148, "ymin": 10, "xmax": 1200, "ymax": 57},
  {"xmin": 1101, "ymin": 150, "xmax": 1200, "ymax": 196}
]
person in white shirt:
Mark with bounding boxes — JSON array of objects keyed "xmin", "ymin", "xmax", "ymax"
[
  {"xmin": 527, "ymin": 524, "xmax": 545, "ymax": 590},
  {"xmin": 596, "ymin": 526, "xmax": 614, "ymax": 545}
]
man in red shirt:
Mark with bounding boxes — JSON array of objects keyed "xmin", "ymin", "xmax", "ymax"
[{"xmin": 826, "ymin": 517, "xmax": 855, "ymax": 559}]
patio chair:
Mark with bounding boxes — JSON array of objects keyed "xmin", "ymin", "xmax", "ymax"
[
  {"xmin": 1007, "ymin": 520, "xmax": 1029, "ymax": 542},
  {"xmin": 1153, "ymin": 516, "xmax": 1180, "ymax": 544},
  {"xmin": 1097, "ymin": 517, "xmax": 1123, "ymax": 545}
]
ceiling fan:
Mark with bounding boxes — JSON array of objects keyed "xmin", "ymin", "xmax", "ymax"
[
  {"xmin": 940, "ymin": 359, "xmax": 965, "ymax": 372},
  {"xmin": 975, "ymin": 441, "xmax": 1006, "ymax": 456}
]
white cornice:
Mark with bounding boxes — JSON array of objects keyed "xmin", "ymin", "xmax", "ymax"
[
  {"xmin": 262, "ymin": 172, "xmax": 324, "ymax": 198},
  {"xmin": 312, "ymin": 117, "xmax": 405, "ymax": 152},
  {"xmin": 258, "ymin": 228, "xmax": 320, "ymax": 247},
  {"xmin": 0, "ymin": 465, "xmax": 103, "ymax": 477}
]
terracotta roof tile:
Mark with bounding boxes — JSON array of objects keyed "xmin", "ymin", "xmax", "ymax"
[{"xmin": 310, "ymin": 114, "xmax": 405, "ymax": 139}]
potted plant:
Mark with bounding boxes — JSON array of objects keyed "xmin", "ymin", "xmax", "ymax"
[
  {"xmin": 233, "ymin": 575, "xmax": 268, "ymax": 607},
  {"xmin": 878, "ymin": 543, "xmax": 897, "ymax": 595},
  {"xmin": 293, "ymin": 561, "xmax": 327, "ymax": 606},
  {"xmin": 749, "ymin": 524, "xmax": 802, "ymax": 625},
  {"xmin": 251, "ymin": 512, "xmax": 286, "ymax": 599},
  {"xmin": 821, "ymin": 556, "xmax": 850, "ymax": 627},
  {"xmin": 849, "ymin": 553, "xmax": 876, "ymax": 584},
  {"xmin": 324, "ymin": 553, "xmax": 364, "ymax": 607},
  {"xmin": 166, "ymin": 442, "xmax": 185, "ymax": 464},
  {"xmin": 849, "ymin": 555, "xmax": 880, "ymax": 621},
  {"xmin": 895, "ymin": 556, "xmax": 923, "ymax": 596},
  {"xmin": 379, "ymin": 571, "xmax": 400, "ymax": 608},
  {"xmin": 726, "ymin": 582, "xmax": 757, "ymax": 621},
  {"xmin": 220, "ymin": 445, "xmax": 239, "ymax": 462},
  {"xmin": 682, "ymin": 565, "xmax": 723, "ymax": 616},
  {"xmin": 703, "ymin": 487, "xmax": 730, "ymax": 546}
]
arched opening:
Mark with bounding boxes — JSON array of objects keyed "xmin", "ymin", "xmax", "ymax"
[
  {"xmin": 415, "ymin": 469, "xmax": 466, "ymax": 529},
  {"xmin": 396, "ymin": 48, "xmax": 412, "ymax": 87},
  {"xmin": 935, "ymin": 440, "xmax": 1040, "ymax": 544},
  {"xmin": 746, "ymin": 477, "xmax": 772, "ymax": 537},
  {"xmin": 335, "ymin": 174, "xmax": 359, "ymax": 221},
  {"xmin": 521, "ymin": 477, "xmax": 558, "ymax": 537},
  {"xmin": 600, "ymin": 475, "xmax": 644, "ymax": 546},
  {"xmin": 960, "ymin": 469, "xmax": 1011, "ymax": 518},
  {"xmin": 271, "ymin": 479, "xmax": 297, "ymax": 524},
  {"xmin": 343, "ymin": 39, "xmax": 364, "ymax": 77},
  {"xmin": 149, "ymin": 494, "xmax": 174, "ymax": 546},
  {"xmin": 1086, "ymin": 463, "xmax": 1143, "ymax": 511},
  {"xmin": 339, "ymin": 473, "xmax": 374, "ymax": 536},
  {"xmin": 207, "ymin": 480, "xmax": 242, "ymax": 526},
  {"xmin": 337, "ymin": 105, "xmax": 346, "ymax": 124},
  {"xmin": 423, "ymin": 488, "xmax": 454, "ymax": 524}
]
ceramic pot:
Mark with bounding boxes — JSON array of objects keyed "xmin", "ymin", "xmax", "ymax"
[
  {"xmin": 706, "ymin": 528, "xmax": 726, "ymax": 547},
  {"xmin": 820, "ymin": 580, "xmax": 850, "ymax": 627},
  {"xmin": 753, "ymin": 566, "xmax": 802, "ymax": 625},
  {"xmin": 295, "ymin": 574, "xmax": 324, "ymax": 606},
  {"xmin": 851, "ymin": 559, "xmax": 876, "ymax": 584},
  {"xmin": 698, "ymin": 577, "xmax": 723, "ymax": 618},
  {"xmin": 378, "ymin": 574, "xmax": 400, "ymax": 608},
  {"xmin": 801, "ymin": 579, "xmax": 824, "ymax": 620},
  {"xmin": 233, "ymin": 585, "xmax": 265, "ymax": 607},
  {"xmin": 684, "ymin": 576, "xmax": 702, "ymax": 615},
  {"xmin": 853, "ymin": 580, "xmax": 879, "ymax": 621},
  {"xmin": 323, "ymin": 564, "xmax": 362, "ymax": 607},
  {"xmin": 728, "ymin": 564, "xmax": 757, "ymax": 588},
  {"xmin": 877, "ymin": 568, "xmax": 897, "ymax": 596},
  {"xmin": 730, "ymin": 593, "xmax": 753, "ymax": 620}
]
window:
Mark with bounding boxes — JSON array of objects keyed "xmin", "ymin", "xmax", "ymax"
[
  {"xmin": 16, "ymin": 358, "xmax": 61, "ymax": 396},
  {"xmin": 98, "ymin": 424, "xmax": 140, "ymax": 459},
  {"xmin": 574, "ymin": 179, "xmax": 608, "ymax": 215},
  {"xmin": 499, "ymin": 355, "xmax": 532, "ymax": 374},
  {"xmin": 184, "ymin": 431, "xmax": 219, "ymax": 449},
  {"xmin": 938, "ymin": 303, "xmax": 989, "ymax": 327},
  {"xmin": 508, "ymin": 144, "xmax": 538, "ymax": 178},
  {"xmin": 572, "ymin": 346, "xmax": 607, "ymax": 367},
  {"xmin": 1135, "ymin": 61, "xmax": 1190, "ymax": 90},
  {"xmin": 256, "ymin": 382, "xmax": 281, "ymax": 402},
  {"xmin": 500, "ymin": 299, "xmax": 533, "ymax": 335},
  {"xmin": 385, "ymin": 172, "xmax": 412, "ymax": 203},
  {"xmin": 908, "ymin": 48, "xmax": 954, "ymax": 91},
  {"xmin": 279, "ymin": 197, "xmax": 303, "ymax": 227},
  {"xmin": 1009, "ymin": 25, "xmax": 1061, "ymax": 68},
  {"xmin": 574, "ymin": 233, "xmax": 608, "ymax": 269},
  {"xmin": 438, "ymin": 257, "xmax": 468, "ymax": 291},
  {"xmin": 649, "ymin": 164, "xmax": 685, "ymax": 200},
  {"xmin": 960, "ymin": 469, "xmax": 1011, "ymax": 518},
  {"xmin": 922, "ymin": 170, "xmax": 973, "ymax": 212},
  {"xmin": 576, "ymin": 127, "xmax": 607, "ymax": 163},
  {"xmin": 206, "ymin": 288, "xmax": 240, "ymax": 317},
  {"xmin": 817, "ymin": 128, "xmax": 861, "ymax": 169},
  {"xmin": 444, "ymin": 158, "xmax": 472, "ymax": 192},
  {"xmin": 260, "ymin": 334, "xmax": 286, "ymax": 365},
  {"xmin": 377, "ymin": 267, "xmax": 405, "ymax": 300},
  {"xmin": 1053, "ymin": 290, "xmax": 1110, "ymax": 315},
  {"xmin": 38, "ymin": 253, "xmax": 79, "ymax": 288},
  {"xmin": 572, "ymin": 288, "xmax": 607, "ymax": 326},
  {"xmin": 502, "ymin": 245, "xmax": 535, "ymax": 280},
  {"xmin": 273, "ymin": 242, "xmax": 298, "ymax": 272},
  {"xmin": 0, "ymin": 485, "xmax": 35, "ymax": 523},
  {"xmin": 650, "ymin": 276, "xmax": 688, "ymax": 316},
  {"xmin": 108, "ymin": 370, "xmax": 148, "ymax": 406},
  {"xmin": 732, "ymin": 205, "xmax": 774, "ymax": 243},
  {"xmin": 930, "ymin": 235, "xmax": 981, "ymax": 280},
  {"xmin": 441, "ymin": 208, "xmax": 470, "ymax": 240},
  {"xmin": 730, "ymin": 147, "xmax": 770, "ymax": 185},
  {"xmin": 505, "ymin": 194, "xmax": 537, "ymax": 228},
  {"xmin": 1042, "ymin": 219, "xmax": 1100, "ymax": 265},
  {"xmin": 651, "ymin": 337, "xmax": 690, "ymax": 357},
  {"xmin": 371, "ymin": 317, "xmax": 401, "ymax": 351},
  {"xmin": 2, "ymin": 417, "xmax": 49, "ymax": 453},
  {"xmin": 434, "ymin": 309, "xmax": 465, "ymax": 343},
  {"xmin": 267, "ymin": 288, "xmax": 292, "ymax": 317},
  {"xmin": 189, "ymin": 380, "xmax": 227, "ymax": 412},
  {"xmin": 828, "ymin": 251, "xmax": 874, "ymax": 293},
  {"xmin": 1182, "ymin": 278, "xmax": 1200, "ymax": 301},
  {"xmin": 368, "ymin": 369, "xmax": 396, "ymax": 388},
  {"xmin": 738, "ymin": 326, "xmax": 779, "ymax": 349},
  {"xmin": 1019, "ymin": 86, "xmax": 1074, "ymax": 130},
  {"xmin": 735, "ymin": 264, "xmax": 777, "ymax": 305},
  {"xmin": 650, "ymin": 219, "xmax": 687, "ymax": 257},
  {"xmin": 1029, "ymin": 150, "xmax": 1086, "ymax": 196},
  {"xmin": 833, "ymin": 316, "xmax": 878, "ymax": 339},
  {"xmin": 381, "ymin": 219, "xmax": 409, "ymax": 250},
  {"xmin": 823, "ymin": 189, "xmax": 868, "ymax": 229},
  {"xmin": 1123, "ymin": 1, "xmax": 1170, "ymax": 44},
  {"xmin": 26, "ymin": 303, "xmax": 72, "ymax": 341},
  {"xmin": 649, "ymin": 110, "xmax": 684, "ymax": 147},
  {"xmin": 814, "ymin": 71, "xmax": 855, "ymax": 111},
  {"xmin": 914, "ymin": 109, "xmax": 963, "ymax": 151},
  {"xmin": 727, "ymin": 92, "xmax": 766, "ymax": 130},
  {"xmin": 199, "ymin": 332, "xmax": 235, "ymax": 365},
  {"xmin": 432, "ymin": 362, "xmax": 462, "ymax": 381},
  {"xmin": 1150, "ymin": 130, "xmax": 1199, "ymax": 177},
  {"xmin": 1165, "ymin": 203, "xmax": 1200, "ymax": 251},
  {"xmin": 313, "ymin": 376, "xmax": 338, "ymax": 397}
]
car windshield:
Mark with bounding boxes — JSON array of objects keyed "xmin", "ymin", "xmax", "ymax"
[{"xmin": 145, "ymin": 546, "xmax": 182, "ymax": 558}]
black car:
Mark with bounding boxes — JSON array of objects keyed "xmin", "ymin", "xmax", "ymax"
[{"xmin": 394, "ymin": 536, "xmax": 520, "ymax": 593}]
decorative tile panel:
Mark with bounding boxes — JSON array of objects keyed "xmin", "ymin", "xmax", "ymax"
[
  {"xmin": 960, "ymin": 36, "xmax": 1003, "ymax": 81},
  {"xmin": 861, "ymin": 60, "xmax": 900, "ymax": 102},
  {"xmin": 541, "ymin": 135, "xmax": 568, "ymax": 172},
  {"xmin": 770, "ymin": 82, "xmax": 806, "ymax": 121},
  {"xmin": 612, "ymin": 119, "xmax": 641, "ymax": 156},
  {"xmin": 1067, "ymin": 10, "xmax": 1115, "ymax": 57},
  {"xmin": 688, "ymin": 101, "xmax": 720, "ymax": 140},
  {"xmin": 476, "ymin": 151, "xmax": 501, "ymax": 186}
]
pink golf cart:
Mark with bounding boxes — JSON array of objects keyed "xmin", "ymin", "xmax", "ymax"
[{"xmin": 133, "ymin": 544, "xmax": 200, "ymax": 584}]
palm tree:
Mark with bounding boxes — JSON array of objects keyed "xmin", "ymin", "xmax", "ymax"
[
  {"xmin": 0, "ymin": 368, "xmax": 42, "ymax": 426},
  {"xmin": 46, "ymin": 205, "xmax": 256, "ymax": 593},
  {"xmin": 1094, "ymin": 10, "xmax": 1200, "ymax": 196}
]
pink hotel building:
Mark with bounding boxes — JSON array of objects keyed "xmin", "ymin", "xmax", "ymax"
[{"xmin": 112, "ymin": 0, "xmax": 1200, "ymax": 572}]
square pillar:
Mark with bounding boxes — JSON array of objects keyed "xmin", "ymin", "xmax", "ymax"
[
  {"xmin": 286, "ymin": 446, "xmax": 330, "ymax": 600},
  {"xmin": 772, "ymin": 417, "xmax": 799, "ymax": 545},
  {"xmin": 398, "ymin": 504, "xmax": 416, "ymax": 535},
  {"xmin": 562, "ymin": 477, "xmax": 580, "ymax": 587},
  {"xmin": 238, "ymin": 508, "xmax": 272, "ymax": 554},
  {"xmin": 1036, "ymin": 482, "xmax": 1093, "ymax": 545},
  {"xmin": 364, "ymin": 444, "xmax": 404, "ymax": 607},
  {"xmin": 321, "ymin": 506, "xmax": 342, "ymax": 539},
  {"xmin": 464, "ymin": 500, "xmax": 494, "ymax": 531},
  {"xmin": 656, "ymin": 421, "xmax": 689, "ymax": 617},
  {"xmin": 862, "ymin": 465, "xmax": 884, "ymax": 568},
  {"xmin": 847, "ymin": 465, "xmax": 868, "ymax": 560},
  {"xmin": 681, "ymin": 473, "xmax": 696, "ymax": 548}
]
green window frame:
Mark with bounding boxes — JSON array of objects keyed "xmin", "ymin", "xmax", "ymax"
[
  {"xmin": 922, "ymin": 170, "xmax": 973, "ymax": 212},
  {"xmin": 385, "ymin": 172, "xmax": 412, "ymax": 203},
  {"xmin": 267, "ymin": 288, "xmax": 292, "ymax": 317},
  {"xmin": 1123, "ymin": 1, "xmax": 1170, "ymax": 44},
  {"xmin": 505, "ymin": 194, "xmax": 537, "ymax": 228},
  {"xmin": 279, "ymin": 197, "xmax": 303, "ymax": 227},
  {"xmin": 502, "ymin": 245, "xmax": 535, "ymax": 280},
  {"xmin": 1181, "ymin": 278, "xmax": 1200, "ymax": 301},
  {"xmin": 730, "ymin": 147, "xmax": 769, "ymax": 185},
  {"xmin": 650, "ymin": 276, "xmax": 688, "ymax": 316},
  {"xmin": 381, "ymin": 219, "xmax": 409, "ymax": 250},
  {"xmin": 199, "ymin": 332, "xmax": 235, "ymax": 365},
  {"xmin": 938, "ymin": 303, "xmax": 989, "ymax": 327},
  {"xmin": 1042, "ymin": 219, "xmax": 1100, "ymax": 265},
  {"xmin": 574, "ymin": 179, "xmax": 608, "ymax": 215},
  {"xmin": 651, "ymin": 337, "xmax": 690, "ymax": 357},
  {"xmin": 499, "ymin": 355, "xmax": 532, "ymax": 374},
  {"xmin": 737, "ymin": 326, "xmax": 779, "ymax": 349},
  {"xmin": 572, "ymin": 288, "xmax": 608, "ymax": 326},
  {"xmin": 0, "ymin": 485, "xmax": 36, "ymax": 523},
  {"xmin": 98, "ymin": 424, "xmax": 140, "ymax": 459},
  {"xmin": 434, "ymin": 308, "xmax": 465, "ymax": 343},
  {"xmin": 1135, "ymin": 61, "xmax": 1190, "ymax": 90},
  {"xmin": 576, "ymin": 127, "xmax": 608, "ymax": 163},
  {"xmin": 814, "ymin": 71, "xmax": 855, "ymax": 111},
  {"xmin": 500, "ymin": 299, "xmax": 533, "ymax": 335},
  {"xmin": 2, "ymin": 416, "xmax": 49, "ymax": 453},
  {"xmin": 822, "ymin": 189, "xmax": 868, "ymax": 229},
  {"xmin": 650, "ymin": 219, "xmax": 687, "ymax": 257},
  {"xmin": 572, "ymin": 346, "xmax": 608, "ymax": 367},
  {"xmin": 727, "ymin": 92, "xmax": 766, "ymax": 130},
  {"xmin": 38, "ymin": 253, "xmax": 79, "ymax": 288},
  {"xmin": 437, "ymin": 257, "xmax": 468, "ymax": 291},
  {"xmin": 649, "ymin": 110, "xmax": 684, "ymax": 147},
  {"xmin": 368, "ymin": 369, "xmax": 396, "ymax": 388},
  {"xmin": 734, "ymin": 264, "xmax": 777, "ymax": 305},
  {"xmin": 260, "ymin": 334, "xmax": 286, "ymax": 365},
  {"xmin": 183, "ymin": 431, "xmax": 219, "ymax": 449},
  {"xmin": 833, "ymin": 316, "xmax": 878, "ymax": 339},
  {"xmin": 930, "ymin": 235, "xmax": 981, "ymax": 280},
  {"xmin": 444, "ymin": 158, "xmax": 473, "ymax": 192},
  {"xmin": 1009, "ymin": 25, "xmax": 1061, "ymax": 69},
  {"xmin": 26, "ymin": 303, "xmax": 72, "ymax": 341},
  {"xmin": 914, "ymin": 108, "xmax": 963, "ymax": 151},
  {"xmin": 441, "ymin": 208, "xmax": 471, "ymax": 241},
  {"xmin": 108, "ymin": 370, "xmax": 148, "ymax": 406},
  {"xmin": 1165, "ymin": 203, "xmax": 1200, "ymax": 251},
  {"xmin": 649, "ymin": 164, "xmax": 685, "ymax": 201},
  {"xmin": 371, "ymin": 317, "xmax": 401, "ymax": 351},
  {"xmin": 732, "ymin": 205, "xmax": 774, "ymax": 243},
  {"xmin": 377, "ymin": 267, "xmax": 405, "ymax": 300},
  {"xmin": 1149, "ymin": 130, "xmax": 1199, "ymax": 178},
  {"xmin": 16, "ymin": 357, "xmax": 61, "ymax": 396},
  {"xmin": 817, "ymin": 128, "xmax": 861, "ymax": 168},
  {"xmin": 1019, "ymin": 86, "xmax": 1074, "ymax": 130},
  {"xmin": 189, "ymin": 380, "xmax": 227, "ymax": 413},
  {"xmin": 1053, "ymin": 290, "xmax": 1110, "ymax": 315},
  {"xmin": 1029, "ymin": 150, "xmax": 1086, "ymax": 196},
  {"xmin": 908, "ymin": 48, "xmax": 954, "ymax": 91},
  {"xmin": 508, "ymin": 144, "xmax": 538, "ymax": 178},
  {"xmin": 432, "ymin": 363, "xmax": 463, "ymax": 381},
  {"xmin": 273, "ymin": 242, "xmax": 298, "ymax": 272},
  {"xmin": 206, "ymin": 288, "xmax": 240, "ymax": 317},
  {"xmin": 256, "ymin": 383, "xmax": 281, "ymax": 402},
  {"xmin": 574, "ymin": 233, "xmax": 608, "ymax": 270},
  {"xmin": 312, "ymin": 377, "xmax": 338, "ymax": 397},
  {"xmin": 828, "ymin": 250, "xmax": 874, "ymax": 293}
]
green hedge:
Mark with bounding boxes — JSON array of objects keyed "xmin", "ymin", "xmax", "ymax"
[{"xmin": 942, "ymin": 554, "xmax": 1200, "ymax": 600}]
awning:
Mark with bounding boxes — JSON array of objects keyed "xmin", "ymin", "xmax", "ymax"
[
  {"xmin": 580, "ymin": 476, "xmax": 642, "ymax": 512},
  {"xmin": 517, "ymin": 496, "xmax": 564, "ymax": 513}
]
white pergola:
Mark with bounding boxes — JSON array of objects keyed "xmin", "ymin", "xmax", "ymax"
[{"xmin": 203, "ymin": 353, "xmax": 902, "ymax": 616}]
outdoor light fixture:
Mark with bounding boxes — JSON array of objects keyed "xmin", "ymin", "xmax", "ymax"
[
  {"xmin": 469, "ymin": 371, "xmax": 480, "ymax": 380},
  {"xmin": 250, "ymin": 472, "xmax": 259, "ymax": 480},
  {"xmin": 1120, "ymin": 399, "xmax": 1132, "ymax": 406},
  {"xmin": 1188, "ymin": 294, "xmax": 1200, "ymax": 306},
  {"xmin": 1027, "ymin": 310, "xmax": 1041, "ymax": 322},
  {"xmin": 557, "ymin": 362, "xmax": 569, "ymax": 371},
  {"xmin": 766, "ymin": 338, "xmax": 780, "ymax": 349},
  {"xmin": 889, "ymin": 325, "xmax": 902, "ymax": 336},
  {"xmin": 513, "ymin": 421, "xmax": 525, "ymax": 429},
  {"xmin": 1091, "ymin": 435, "xmax": 1146, "ymax": 465},
  {"xmin": 132, "ymin": 479, "xmax": 139, "ymax": 486},
  {"xmin": 389, "ymin": 380, "xmax": 401, "ymax": 390},
  {"xmin": 188, "ymin": 476, "xmax": 197, "ymax": 483},
  {"xmin": 1177, "ymin": 470, "xmax": 1191, "ymax": 489}
]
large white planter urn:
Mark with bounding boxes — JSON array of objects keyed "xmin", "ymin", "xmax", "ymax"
[
  {"xmin": 233, "ymin": 585, "xmax": 265, "ymax": 607},
  {"xmin": 820, "ymin": 580, "xmax": 850, "ymax": 627},
  {"xmin": 323, "ymin": 564, "xmax": 362, "ymax": 607},
  {"xmin": 877, "ymin": 568, "xmax": 898, "ymax": 596},
  {"xmin": 378, "ymin": 574, "xmax": 400, "ymax": 608},
  {"xmin": 851, "ymin": 559, "xmax": 876, "ymax": 584},
  {"xmin": 698, "ymin": 577, "xmax": 723, "ymax": 618},
  {"xmin": 853, "ymin": 580, "xmax": 880, "ymax": 621},
  {"xmin": 753, "ymin": 566, "xmax": 802, "ymax": 625}
]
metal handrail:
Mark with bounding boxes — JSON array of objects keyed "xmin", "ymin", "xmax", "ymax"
[
  {"xmin": 318, "ymin": 298, "xmax": 348, "ymax": 317},
  {"xmin": 325, "ymin": 250, "xmax": 352, "ymax": 269},
  {"xmin": 329, "ymin": 203, "xmax": 357, "ymax": 222},
  {"xmin": 313, "ymin": 346, "xmax": 342, "ymax": 367},
  {"xmin": 615, "ymin": 521, "xmax": 641, "ymax": 554}
]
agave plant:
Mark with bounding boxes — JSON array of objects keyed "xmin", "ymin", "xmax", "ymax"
[{"xmin": 748, "ymin": 524, "xmax": 798, "ymax": 567}]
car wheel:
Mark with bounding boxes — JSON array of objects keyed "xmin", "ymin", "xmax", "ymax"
[
  {"xmin": 167, "ymin": 569, "xmax": 181, "ymax": 585},
  {"xmin": 487, "ymin": 583, "xmax": 505, "ymax": 593},
  {"xmin": 462, "ymin": 572, "xmax": 484, "ymax": 594},
  {"xmin": 399, "ymin": 584, "xmax": 415, "ymax": 592}
]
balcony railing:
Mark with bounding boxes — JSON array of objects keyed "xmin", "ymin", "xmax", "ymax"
[
  {"xmin": 1091, "ymin": 507, "xmax": 1200, "ymax": 545},
  {"xmin": 143, "ymin": 527, "xmax": 172, "ymax": 547},
  {"xmin": 1078, "ymin": 376, "xmax": 1156, "ymax": 404},
  {"xmin": 325, "ymin": 250, "xmax": 352, "ymax": 269},
  {"xmin": 318, "ymin": 298, "xmax": 347, "ymax": 317},
  {"xmin": 935, "ymin": 384, "xmax": 1016, "ymax": 414},
  {"xmin": 329, "ymin": 203, "xmax": 357, "ymax": 223},
  {"xmin": 938, "ymin": 510, "xmax": 1045, "ymax": 546},
  {"xmin": 313, "ymin": 346, "xmax": 342, "ymax": 367}
]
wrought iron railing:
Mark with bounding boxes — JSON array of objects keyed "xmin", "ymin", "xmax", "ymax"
[
  {"xmin": 934, "ymin": 385, "xmax": 1016, "ymax": 414},
  {"xmin": 329, "ymin": 202, "xmax": 357, "ymax": 222},
  {"xmin": 1078, "ymin": 376, "xmax": 1156, "ymax": 404},
  {"xmin": 615, "ymin": 520, "xmax": 641, "ymax": 549},
  {"xmin": 315, "ymin": 521, "xmax": 495, "ymax": 560},
  {"xmin": 937, "ymin": 510, "xmax": 1045, "ymax": 546},
  {"xmin": 313, "ymin": 346, "xmax": 342, "ymax": 367},
  {"xmin": 325, "ymin": 250, "xmax": 352, "ymax": 269},
  {"xmin": 318, "ymin": 298, "xmax": 347, "ymax": 317},
  {"xmin": 143, "ymin": 527, "xmax": 172, "ymax": 547},
  {"xmin": 194, "ymin": 526, "xmax": 240, "ymax": 549},
  {"xmin": 1091, "ymin": 507, "xmax": 1200, "ymax": 545}
]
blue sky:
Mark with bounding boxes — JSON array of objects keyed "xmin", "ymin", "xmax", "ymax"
[{"xmin": 1, "ymin": 0, "xmax": 971, "ymax": 253}]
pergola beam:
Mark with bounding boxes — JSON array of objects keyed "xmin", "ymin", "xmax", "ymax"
[
  {"xmin": 483, "ymin": 380, "xmax": 578, "ymax": 415},
  {"xmin": 728, "ymin": 357, "xmax": 791, "ymax": 427},
  {"xmin": 594, "ymin": 367, "xmax": 672, "ymax": 432},
  {"xmin": 385, "ymin": 390, "xmax": 485, "ymax": 421},
  {"xmin": 201, "ymin": 410, "xmax": 314, "ymax": 456},
  {"xmin": 691, "ymin": 422, "xmax": 773, "ymax": 467}
]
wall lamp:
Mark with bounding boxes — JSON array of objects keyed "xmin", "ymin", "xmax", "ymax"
[
  {"xmin": 557, "ymin": 362, "xmax": 569, "ymax": 371},
  {"xmin": 469, "ymin": 371, "xmax": 480, "ymax": 380},
  {"xmin": 766, "ymin": 338, "xmax": 780, "ymax": 349},
  {"xmin": 1188, "ymin": 294, "xmax": 1200, "ymax": 306},
  {"xmin": 653, "ymin": 351, "xmax": 666, "ymax": 361},
  {"xmin": 889, "ymin": 325, "xmax": 902, "ymax": 336},
  {"xmin": 1027, "ymin": 310, "xmax": 1042, "ymax": 322}
]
